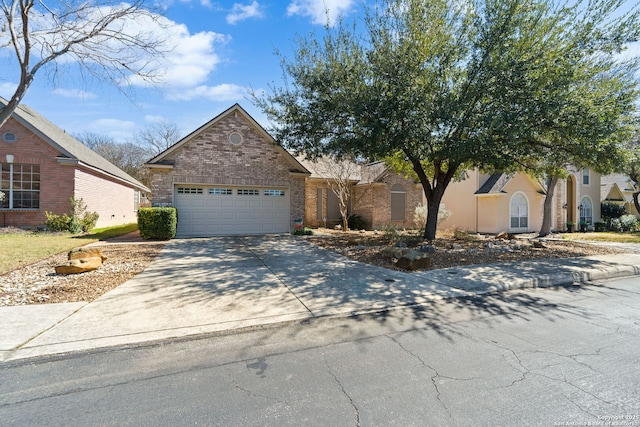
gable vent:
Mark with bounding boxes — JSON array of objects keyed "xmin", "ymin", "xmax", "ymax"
[{"xmin": 2, "ymin": 132, "xmax": 17, "ymax": 142}]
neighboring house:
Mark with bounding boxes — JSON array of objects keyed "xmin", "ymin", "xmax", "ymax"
[
  {"xmin": 0, "ymin": 98, "xmax": 149, "ymax": 229},
  {"xmin": 440, "ymin": 168, "xmax": 601, "ymax": 234},
  {"xmin": 145, "ymin": 104, "xmax": 310, "ymax": 237},
  {"xmin": 601, "ymin": 173, "xmax": 640, "ymax": 217},
  {"xmin": 298, "ymin": 157, "xmax": 423, "ymax": 229}
]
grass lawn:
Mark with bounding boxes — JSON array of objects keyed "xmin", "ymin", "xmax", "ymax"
[
  {"xmin": 0, "ymin": 223, "xmax": 138, "ymax": 274},
  {"xmin": 562, "ymin": 231, "xmax": 640, "ymax": 244}
]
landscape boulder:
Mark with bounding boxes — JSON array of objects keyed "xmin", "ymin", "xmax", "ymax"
[
  {"xmin": 55, "ymin": 247, "xmax": 107, "ymax": 275},
  {"xmin": 395, "ymin": 250, "xmax": 431, "ymax": 271},
  {"xmin": 496, "ymin": 231, "xmax": 516, "ymax": 240}
]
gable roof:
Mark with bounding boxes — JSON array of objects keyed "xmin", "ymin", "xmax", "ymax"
[
  {"xmin": 601, "ymin": 173, "xmax": 637, "ymax": 192},
  {"xmin": 146, "ymin": 103, "xmax": 310, "ymax": 175},
  {"xmin": 601, "ymin": 182, "xmax": 629, "ymax": 202},
  {"xmin": 296, "ymin": 156, "xmax": 361, "ymax": 181},
  {"xmin": 1, "ymin": 97, "xmax": 149, "ymax": 192},
  {"xmin": 475, "ymin": 172, "xmax": 546, "ymax": 195}
]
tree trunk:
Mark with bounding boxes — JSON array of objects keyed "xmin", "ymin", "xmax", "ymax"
[
  {"xmin": 634, "ymin": 191, "xmax": 640, "ymax": 217},
  {"xmin": 424, "ymin": 194, "xmax": 444, "ymax": 241},
  {"xmin": 539, "ymin": 176, "xmax": 558, "ymax": 237},
  {"xmin": 408, "ymin": 157, "xmax": 458, "ymax": 242}
]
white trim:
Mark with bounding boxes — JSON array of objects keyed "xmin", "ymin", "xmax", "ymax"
[
  {"xmin": 582, "ymin": 169, "xmax": 590, "ymax": 187},
  {"xmin": 509, "ymin": 191, "xmax": 529, "ymax": 232},
  {"xmin": 579, "ymin": 195, "xmax": 594, "ymax": 225}
]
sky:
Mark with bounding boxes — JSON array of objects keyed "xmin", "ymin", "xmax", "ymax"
[
  {"xmin": 0, "ymin": 0, "xmax": 363, "ymax": 142},
  {"xmin": 0, "ymin": 0, "xmax": 639, "ymax": 144}
]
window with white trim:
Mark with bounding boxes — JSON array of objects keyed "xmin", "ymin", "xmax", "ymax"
[
  {"xmin": 264, "ymin": 189, "xmax": 285, "ymax": 196},
  {"xmin": 177, "ymin": 187, "xmax": 203, "ymax": 194},
  {"xmin": 580, "ymin": 197, "xmax": 593, "ymax": 225},
  {"xmin": 582, "ymin": 169, "xmax": 590, "ymax": 186},
  {"xmin": 0, "ymin": 163, "xmax": 40, "ymax": 209},
  {"xmin": 209, "ymin": 188, "xmax": 233, "ymax": 195},
  {"xmin": 391, "ymin": 184, "xmax": 406, "ymax": 221},
  {"xmin": 510, "ymin": 192, "xmax": 528, "ymax": 229},
  {"xmin": 237, "ymin": 189, "xmax": 259, "ymax": 196}
]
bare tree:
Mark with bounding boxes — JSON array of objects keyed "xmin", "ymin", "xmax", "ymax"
[
  {"xmin": 310, "ymin": 156, "xmax": 361, "ymax": 232},
  {"xmin": 136, "ymin": 119, "xmax": 181, "ymax": 155},
  {"xmin": 0, "ymin": 0, "xmax": 170, "ymax": 128},
  {"xmin": 76, "ymin": 131, "xmax": 152, "ymax": 186}
]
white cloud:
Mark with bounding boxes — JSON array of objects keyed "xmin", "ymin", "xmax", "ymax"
[
  {"xmin": 227, "ymin": 1, "xmax": 264, "ymax": 24},
  {"xmin": 165, "ymin": 83, "xmax": 249, "ymax": 101},
  {"xmin": 144, "ymin": 115, "xmax": 166, "ymax": 123},
  {"xmin": 287, "ymin": 0, "xmax": 355, "ymax": 25},
  {"xmin": 0, "ymin": 82, "xmax": 18, "ymax": 99},
  {"xmin": 52, "ymin": 88, "xmax": 97, "ymax": 99},
  {"xmin": 89, "ymin": 118, "xmax": 138, "ymax": 142}
]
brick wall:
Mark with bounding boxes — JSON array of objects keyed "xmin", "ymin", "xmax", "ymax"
[
  {"xmin": 1, "ymin": 118, "xmax": 74, "ymax": 227},
  {"xmin": 351, "ymin": 173, "xmax": 423, "ymax": 229},
  {"xmin": 149, "ymin": 111, "xmax": 306, "ymax": 227},
  {"xmin": 74, "ymin": 168, "xmax": 138, "ymax": 228}
]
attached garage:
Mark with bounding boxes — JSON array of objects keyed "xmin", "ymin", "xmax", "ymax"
[
  {"xmin": 174, "ymin": 185, "xmax": 290, "ymax": 236},
  {"xmin": 146, "ymin": 104, "xmax": 309, "ymax": 237}
]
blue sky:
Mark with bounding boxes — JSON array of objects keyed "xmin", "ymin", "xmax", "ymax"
[
  {"xmin": 1, "ymin": 0, "xmax": 638, "ymax": 143},
  {"xmin": 0, "ymin": 0, "xmax": 362, "ymax": 142}
]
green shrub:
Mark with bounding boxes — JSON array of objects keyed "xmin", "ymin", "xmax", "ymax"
[
  {"xmin": 44, "ymin": 197, "xmax": 99, "ymax": 234},
  {"xmin": 619, "ymin": 214, "xmax": 639, "ymax": 232},
  {"xmin": 601, "ymin": 203, "xmax": 626, "ymax": 220},
  {"xmin": 594, "ymin": 221, "xmax": 607, "ymax": 232},
  {"xmin": 137, "ymin": 207, "xmax": 177, "ymax": 239},
  {"xmin": 293, "ymin": 227, "xmax": 313, "ymax": 236},
  {"xmin": 44, "ymin": 211, "xmax": 73, "ymax": 232},
  {"xmin": 346, "ymin": 214, "xmax": 367, "ymax": 230}
]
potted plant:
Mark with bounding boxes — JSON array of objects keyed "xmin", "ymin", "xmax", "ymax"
[
  {"xmin": 566, "ymin": 221, "xmax": 575, "ymax": 233},
  {"xmin": 579, "ymin": 221, "xmax": 588, "ymax": 232}
]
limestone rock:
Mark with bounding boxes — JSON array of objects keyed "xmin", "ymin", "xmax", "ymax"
[
  {"xmin": 496, "ymin": 231, "xmax": 516, "ymax": 240},
  {"xmin": 68, "ymin": 247, "xmax": 107, "ymax": 262},
  {"xmin": 380, "ymin": 247, "xmax": 406, "ymax": 259},
  {"xmin": 418, "ymin": 244, "xmax": 436, "ymax": 253},
  {"xmin": 56, "ymin": 247, "xmax": 106, "ymax": 274},
  {"xmin": 55, "ymin": 256, "xmax": 103, "ymax": 274},
  {"xmin": 396, "ymin": 250, "xmax": 431, "ymax": 271}
]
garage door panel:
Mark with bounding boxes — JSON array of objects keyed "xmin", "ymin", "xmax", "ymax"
[{"xmin": 175, "ymin": 186, "xmax": 290, "ymax": 237}]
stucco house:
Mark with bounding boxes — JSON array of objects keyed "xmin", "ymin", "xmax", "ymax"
[
  {"xmin": 297, "ymin": 157, "xmax": 423, "ymax": 229},
  {"xmin": 145, "ymin": 104, "xmax": 310, "ymax": 237},
  {"xmin": 440, "ymin": 168, "xmax": 601, "ymax": 234},
  {"xmin": 0, "ymin": 98, "xmax": 149, "ymax": 229},
  {"xmin": 601, "ymin": 173, "xmax": 640, "ymax": 217}
]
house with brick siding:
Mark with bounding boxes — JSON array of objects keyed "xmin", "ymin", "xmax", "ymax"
[
  {"xmin": 297, "ymin": 157, "xmax": 424, "ymax": 230},
  {"xmin": 0, "ymin": 98, "xmax": 149, "ymax": 229},
  {"xmin": 145, "ymin": 104, "xmax": 310, "ymax": 237}
]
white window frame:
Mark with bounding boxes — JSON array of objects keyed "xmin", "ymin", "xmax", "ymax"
[
  {"xmin": 264, "ymin": 189, "xmax": 286, "ymax": 197},
  {"xmin": 177, "ymin": 187, "xmax": 203, "ymax": 194},
  {"xmin": 582, "ymin": 169, "xmax": 590, "ymax": 186},
  {"xmin": 237, "ymin": 189, "xmax": 260, "ymax": 196},
  {"xmin": 509, "ymin": 192, "xmax": 529, "ymax": 231},
  {"xmin": 579, "ymin": 196, "xmax": 593, "ymax": 225},
  {"xmin": 209, "ymin": 188, "xmax": 233, "ymax": 195}
]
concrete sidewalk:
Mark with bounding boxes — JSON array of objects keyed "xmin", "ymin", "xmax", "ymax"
[{"xmin": 2, "ymin": 236, "xmax": 640, "ymax": 362}]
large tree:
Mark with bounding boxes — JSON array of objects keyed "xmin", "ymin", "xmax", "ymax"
[
  {"xmin": 0, "ymin": 0, "xmax": 169, "ymax": 128},
  {"xmin": 255, "ymin": 0, "xmax": 640, "ymax": 240}
]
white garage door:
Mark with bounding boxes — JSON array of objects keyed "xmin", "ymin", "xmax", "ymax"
[{"xmin": 174, "ymin": 185, "xmax": 290, "ymax": 237}]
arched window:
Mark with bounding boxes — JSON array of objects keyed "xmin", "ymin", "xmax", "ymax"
[
  {"xmin": 391, "ymin": 184, "xmax": 406, "ymax": 221},
  {"xmin": 510, "ymin": 192, "xmax": 528, "ymax": 231},
  {"xmin": 580, "ymin": 196, "xmax": 593, "ymax": 225}
]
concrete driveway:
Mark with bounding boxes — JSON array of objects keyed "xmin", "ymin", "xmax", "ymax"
[{"xmin": 5, "ymin": 235, "xmax": 640, "ymax": 360}]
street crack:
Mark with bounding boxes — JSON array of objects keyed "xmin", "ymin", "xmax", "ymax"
[{"xmin": 324, "ymin": 359, "xmax": 360, "ymax": 427}]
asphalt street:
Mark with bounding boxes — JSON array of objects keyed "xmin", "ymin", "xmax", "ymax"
[{"xmin": 1, "ymin": 276, "xmax": 639, "ymax": 426}]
